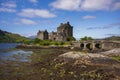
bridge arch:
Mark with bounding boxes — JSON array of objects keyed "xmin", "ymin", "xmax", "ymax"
[
  {"xmin": 86, "ymin": 43, "xmax": 92, "ymax": 50},
  {"xmin": 95, "ymin": 43, "xmax": 102, "ymax": 49},
  {"xmin": 80, "ymin": 43, "xmax": 84, "ymax": 49}
]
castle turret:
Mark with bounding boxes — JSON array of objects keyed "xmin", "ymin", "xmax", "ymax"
[{"xmin": 37, "ymin": 30, "xmax": 48, "ymax": 40}]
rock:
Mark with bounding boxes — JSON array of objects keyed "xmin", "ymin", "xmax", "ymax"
[
  {"xmin": 100, "ymin": 48, "xmax": 120, "ymax": 56},
  {"xmin": 58, "ymin": 51, "xmax": 107, "ymax": 60},
  {"xmin": 56, "ymin": 51, "xmax": 120, "ymax": 65}
]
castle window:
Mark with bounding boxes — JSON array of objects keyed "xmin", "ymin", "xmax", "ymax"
[{"xmin": 54, "ymin": 38, "xmax": 56, "ymax": 40}]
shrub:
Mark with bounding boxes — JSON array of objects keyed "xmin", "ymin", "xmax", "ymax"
[{"xmin": 67, "ymin": 37, "xmax": 76, "ymax": 41}]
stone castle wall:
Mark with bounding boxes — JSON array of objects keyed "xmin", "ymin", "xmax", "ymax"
[
  {"xmin": 37, "ymin": 30, "xmax": 48, "ymax": 40},
  {"xmin": 37, "ymin": 22, "xmax": 73, "ymax": 41}
]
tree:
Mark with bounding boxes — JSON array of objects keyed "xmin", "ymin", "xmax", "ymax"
[
  {"xmin": 81, "ymin": 36, "xmax": 88, "ymax": 41},
  {"xmin": 80, "ymin": 36, "xmax": 93, "ymax": 41},
  {"xmin": 87, "ymin": 37, "xmax": 93, "ymax": 40}
]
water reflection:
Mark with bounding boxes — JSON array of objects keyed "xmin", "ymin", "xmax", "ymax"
[
  {"xmin": 0, "ymin": 50, "xmax": 33, "ymax": 62},
  {"xmin": 0, "ymin": 43, "xmax": 33, "ymax": 62}
]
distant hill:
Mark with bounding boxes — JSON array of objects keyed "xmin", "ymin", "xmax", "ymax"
[
  {"xmin": 28, "ymin": 35, "xmax": 37, "ymax": 39},
  {"xmin": 103, "ymin": 36, "xmax": 120, "ymax": 41},
  {"xmin": 0, "ymin": 30, "xmax": 30, "ymax": 43}
]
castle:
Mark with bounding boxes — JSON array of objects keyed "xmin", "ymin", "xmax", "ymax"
[{"xmin": 37, "ymin": 22, "xmax": 73, "ymax": 41}]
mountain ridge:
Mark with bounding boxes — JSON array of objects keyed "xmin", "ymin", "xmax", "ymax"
[{"xmin": 0, "ymin": 30, "xmax": 30, "ymax": 43}]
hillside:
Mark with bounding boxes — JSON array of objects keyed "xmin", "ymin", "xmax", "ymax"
[
  {"xmin": 0, "ymin": 30, "xmax": 30, "ymax": 43},
  {"xmin": 103, "ymin": 36, "xmax": 120, "ymax": 41},
  {"xmin": 28, "ymin": 35, "xmax": 37, "ymax": 39}
]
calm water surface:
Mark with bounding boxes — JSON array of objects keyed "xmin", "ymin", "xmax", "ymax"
[
  {"xmin": 0, "ymin": 43, "xmax": 33, "ymax": 62},
  {"xmin": 0, "ymin": 43, "xmax": 19, "ymax": 49}
]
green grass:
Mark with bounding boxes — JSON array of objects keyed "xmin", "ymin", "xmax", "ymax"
[
  {"xmin": 111, "ymin": 56, "xmax": 120, "ymax": 61},
  {"xmin": 32, "ymin": 39, "xmax": 72, "ymax": 46}
]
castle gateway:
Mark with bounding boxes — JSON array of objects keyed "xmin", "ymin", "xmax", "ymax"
[{"xmin": 37, "ymin": 22, "xmax": 73, "ymax": 41}]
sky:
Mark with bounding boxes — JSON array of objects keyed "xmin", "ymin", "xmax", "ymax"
[{"xmin": 0, "ymin": 0, "xmax": 120, "ymax": 39}]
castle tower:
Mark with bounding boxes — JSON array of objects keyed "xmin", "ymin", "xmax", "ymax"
[
  {"xmin": 57, "ymin": 22, "xmax": 73, "ymax": 41},
  {"xmin": 37, "ymin": 30, "xmax": 48, "ymax": 40}
]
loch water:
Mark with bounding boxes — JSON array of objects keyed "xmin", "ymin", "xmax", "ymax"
[{"xmin": 0, "ymin": 43, "xmax": 33, "ymax": 62}]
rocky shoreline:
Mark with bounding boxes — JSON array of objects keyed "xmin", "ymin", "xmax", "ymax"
[
  {"xmin": 1, "ymin": 46, "xmax": 120, "ymax": 80},
  {"xmin": 16, "ymin": 44, "xmax": 71, "ymax": 49}
]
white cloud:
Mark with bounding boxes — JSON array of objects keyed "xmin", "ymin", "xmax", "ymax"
[
  {"xmin": 1, "ymin": 2, "xmax": 16, "ymax": 8},
  {"xmin": 82, "ymin": 15, "xmax": 96, "ymax": 19},
  {"xmin": 0, "ymin": 1, "xmax": 16, "ymax": 13},
  {"xmin": 29, "ymin": 0, "xmax": 38, "ymax": 3},
  {"xmin": 19, "ymin": 18, "xmax": 37, "ymax": 25},
  {"xmin": 50, "ymin": 0, "xmax": 120, "ymax": 11},
  {"xmin": 18, "ymin": 8, "xmax": 56, "ymax": 18},
  {"xmin": 81, "ymin": 0, "xmax": 112, "ymax": 11},
  {"xmin": 87, "ymin": 22, "xmax": 120, "ymax": 30},
  {"xmin": 50, "ymin": 0, "xmax": 81, "ymax": 11},
  {"xmin": 0, "ymin": 8, "xmax": 16, "ymax": 12}
]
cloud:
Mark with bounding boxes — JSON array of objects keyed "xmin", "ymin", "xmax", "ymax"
[
  {"xmin": 81, "ymin": 0, "xmax": 112, "ymax": 11},
  {"xmin": 105, "ymin": 34, "xmax": 120, "ymax": 36},
  {"xmin": 112, "ymin": 2, "xmax": 120, "ymax": 10},
  {"xmin": 87, "ymin": 22, "xmax": 120, "ymax": 30},
  {"xmin": 19, "ymin": 18, "xmax": 37, "ymax": 25},
  {"xmin": 50, "ymin": 0, "xmax": 120, "ymax": 11},
  {"xmin": 0, "ymin": 8, "xmax": 16, "ymax": 12},
  {"xmin": 5, "ymin": 18, "xmax": 37, "ymax": 25},
  {"xmin": 18, "ymin": 8, "xmax": 56, "ymax": 18},
  {"xmin": 82, "ymin": 15, "xmax": 96, "ymax": 19},
  {"xmin": 29, "ymin": 0, "xmax": 38, "ymax": 3},
  {"xmin": 1, "ymin": 1, "xmax": 16, "ymax": 8},
  {"xmin": 87, "ymin": 27, "xmax": 102, "ymax": 30},
  {"xmin": 50, "ymin": 0, "xmax": 81, "ymax": 11},
  {"xmin": 0, "ymin": 1, "xmax": 16, "ymax": 12},
  {"xmin": 103, "ymin": 22, "xmax": 120, "ymax": 29}
]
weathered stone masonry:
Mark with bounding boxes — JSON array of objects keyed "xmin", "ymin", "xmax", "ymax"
[
  {"xmin": 37, "ymin": 30, "xmax": 48, "ymax": 40},
  {"xmin": 37, "ymin": 22, "xmax": 73, "ymax": 41},
  {"xmin": 72, "ymin": 41, "xmax": 120, "ymax": 50}
]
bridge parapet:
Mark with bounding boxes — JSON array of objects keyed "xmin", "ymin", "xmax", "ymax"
[
  {"xmin": 102, "ymin": 41, "xmax": 120, "ymax": 50},
  {"xmin": 72, "ymin": 41, "xmax": 120, "ymax": 50}
]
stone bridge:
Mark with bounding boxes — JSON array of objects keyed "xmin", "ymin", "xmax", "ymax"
[{"xmin": 72, "ymin": 40, "xmax": 120, "ymax": 50}]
